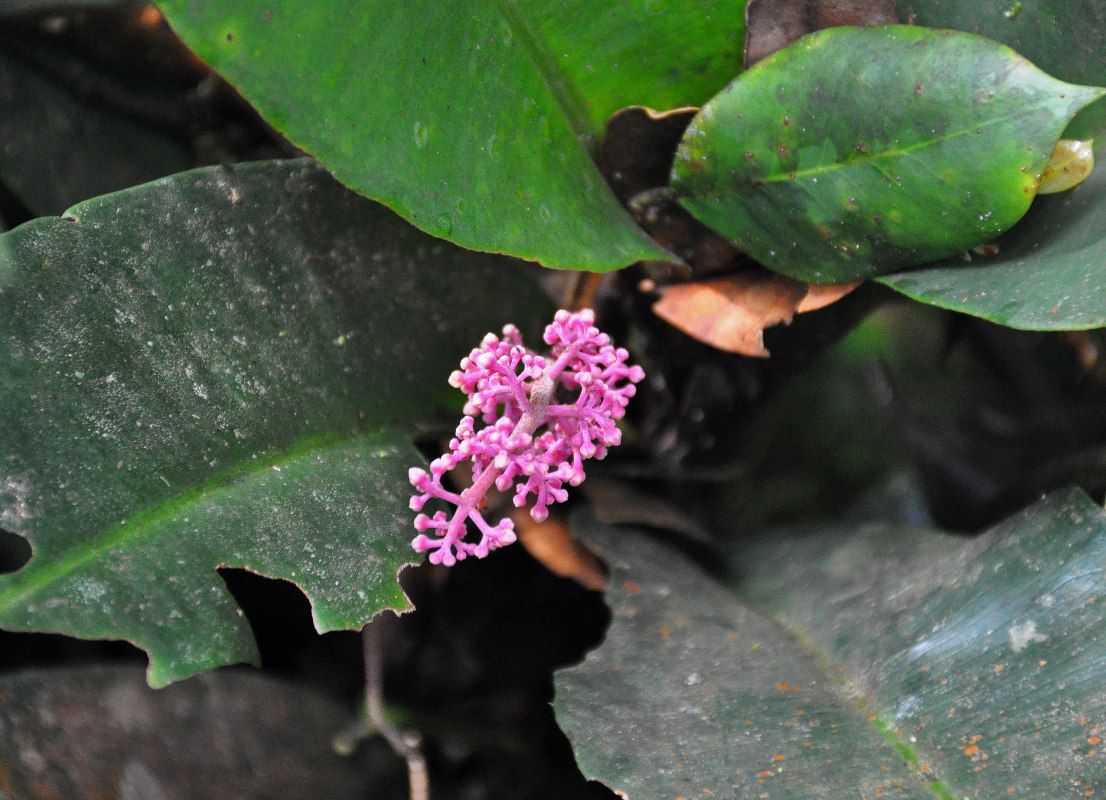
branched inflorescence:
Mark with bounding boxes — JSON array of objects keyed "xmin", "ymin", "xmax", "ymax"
[{"xmin": 409, "ymin": 309, "xmax": 644, "ymax": 566}]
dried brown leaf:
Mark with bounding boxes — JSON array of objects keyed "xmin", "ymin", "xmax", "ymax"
[
  {"xmin": 796, "ymin": 281, "xmax": 862, "ymax": 313},
  {"xmin": 652, "ymin": 272, "xmax": 859, "ymax": 356},
  {"xmin": 597, "ymin": 106, "xmax": 698, "ymax": 203},
  {"xmin": 513, "ymin": 509, "xmax": 608, "ymax": 592}
]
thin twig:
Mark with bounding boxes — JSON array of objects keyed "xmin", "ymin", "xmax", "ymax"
[{"xmin": 363, "ymin": 621, "xmax": 429, "ymax": 800}]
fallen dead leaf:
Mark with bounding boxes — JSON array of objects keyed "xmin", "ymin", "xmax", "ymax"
[
  {"xmin": 652, "ymin": 272, "xmax": 859, "ymax": 357},
  {"xmin": 1037, "ymin": 139, "xmax": 1095, "ymax": 194},
  {"xmin": 513, "ymin": 508, "xmax": 608, "ymax": 592},
  {"xmin": 797, "ymin": 281, "xmax": 862, "ymax": 313},
  {"xmin": 597, "ymin": 105, "xmax": 699, "ymax": 203}
]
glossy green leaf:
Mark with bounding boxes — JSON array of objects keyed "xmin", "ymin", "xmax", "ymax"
[
  {"xmin": 153, "ymin": 0, "xmax": 747, "ymax": 271},
  {"xmin": 526, "ymin": 2, "xmax": 745, "ymax": 136},
  {"xmin": 556, "ymin": 488, "xmax": 1106, "ymax": 797},
  {"xmin": 877, "ymin": 140, "xmax": 1106, "ymax": 329},
  {"xmin": 875, "ymin": 1, "xmax": 1106, "ymax": 329},
  {"xmin": 671, "ymin": 25, "xmax": 1104, "ymax": 284},
  {"xmin": 893, "ymin": 0, "xmax": 1106, "ymax": 138},
  {"xmin": 0, "ymin": 159, "xmax": 551, "ymax": 686}
]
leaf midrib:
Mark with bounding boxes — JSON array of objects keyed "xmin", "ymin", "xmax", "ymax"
[
  {"xmin": 684, "ymin": 99, "xmax": 1079, "ymax": 197},
  {"xmin": 776, "ymin": 615, "xmax": 959, "ymax": 800},
  {"xmin": 491, "ymin": 0, "xmax": 594, "ymax": 141},
  {"xmin": 0, "ymin": 430, "xmax": 375, "ymax": 613}
]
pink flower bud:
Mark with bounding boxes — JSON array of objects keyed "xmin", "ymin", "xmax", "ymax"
[{"xmin": 408, "ymin": 309, "xmax": 643, "ymax": 564}]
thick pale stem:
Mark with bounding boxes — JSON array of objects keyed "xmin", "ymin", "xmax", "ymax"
[
  {"xmin": 546, "ymin": 341, "xmax": 585, "ymax": 384},
  {"xmin": 447, "ymin": 371, "xmax": 554, "ymax": 539}
]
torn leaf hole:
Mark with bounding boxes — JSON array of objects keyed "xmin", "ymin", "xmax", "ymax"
[
  {"xmin": 216, "ymin": 567, "xmax": 362, "ymax": 698},
  {"xmin": 0, "ymin": 528, "xmax": 31, "ymax": 575}
]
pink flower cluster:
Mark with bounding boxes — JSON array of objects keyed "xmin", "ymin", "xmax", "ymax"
[{"xmin": 409, "ymin": 309, "xmax": 645, "ymax": 566}]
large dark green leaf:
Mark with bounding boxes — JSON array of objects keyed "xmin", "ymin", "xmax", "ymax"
[
  {"xmin": 0, "ymin": 159, "xmax": 550, "ymax": 686},
  {"xmin": 556, "ymin": 488, "xmax": 1106, "ymax": 797},
  {"xmin": 555, "ymin": 515, "xmax": 935, "ymax": 798},
  {"xmin": 671, "ymin": 25, "xmax": 1104, "ymax": 284},
  {"xmin": 732, "ymin": 487, "xmax": 1106, "ymax": 797},
  {"xmin": 152, "ymin": 0, "xmax": 747, "ymax": 271},
  {"xmin": 0, "ymin": 666, "xmax": 385, "ymax": 798}
]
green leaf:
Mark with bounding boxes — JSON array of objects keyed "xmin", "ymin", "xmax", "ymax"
[
  {"xmin": 671, "ymin": 25, "xmax": 1104, "ymax": 284},
  {"xmin": 555, "ymin": 514, "xmax": 937, "ymax": 798},
  {"xmin": 731, "ymin": 487, "xmax": 1106, "ymax": 797},
  {"xmin": 0, "ymin": 159, "xmax": 551, "ymax": 686},
  {"xmin": 874, "ymin": 1, "xmax": 1106, "ymax": 329},
  {"xmin": 153, "ymin": 0, "xmax": 747, "ymax": 271},
  {"xmin": 877, "ymin": 140, "xmax": 1106, "ymax": 329},
  {"xmin": 893, "ymin": 0, "xmax": 1106, "ymax": 138},
  {"xmin": 556, "ymin": 488, "xmax": 1106, "ymax": 797},
  {"xmin": 0, "ymin": 666, "xmax": 392, "ymax": 798},
  {"xmin": 526, "ymin": 2, "xmax": 746, "ymax": 136}
]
